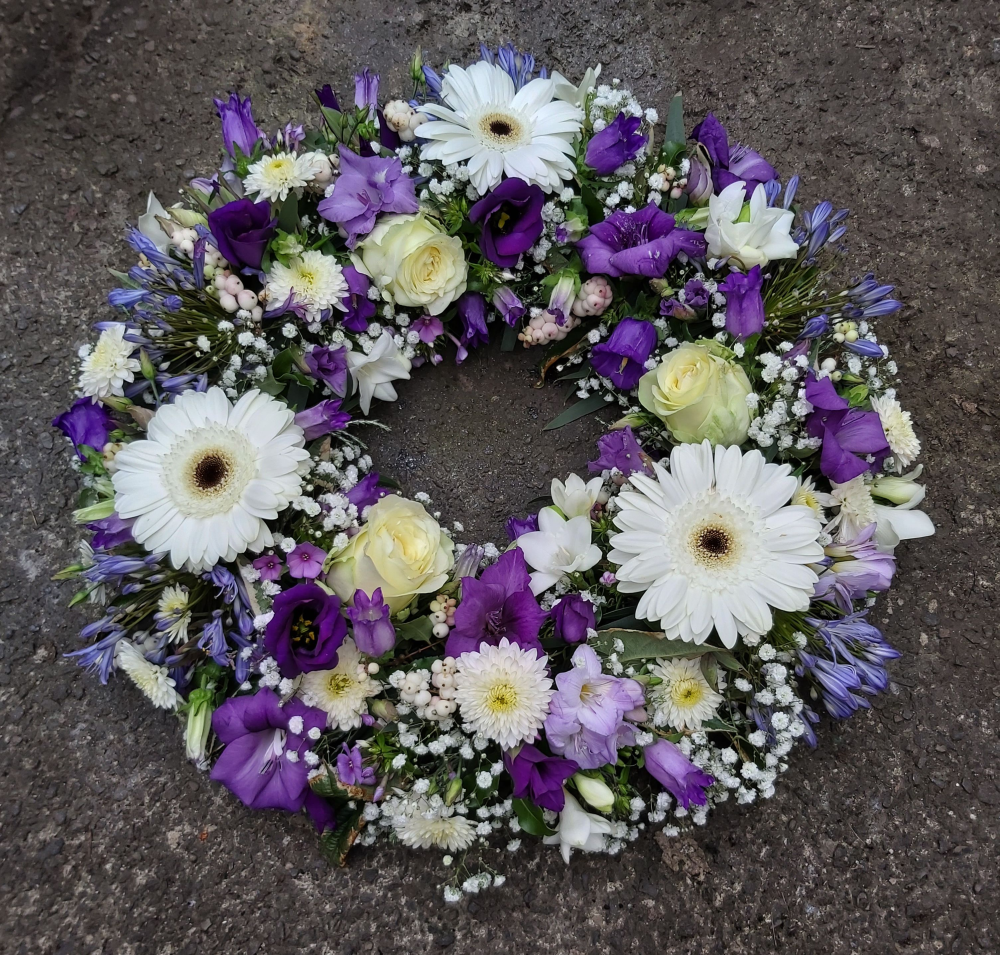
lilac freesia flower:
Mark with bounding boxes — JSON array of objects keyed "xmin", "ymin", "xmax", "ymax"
[
  {"xmin": 317, "ymin": 146, "xmax": 418, "ymax": 247},
  {"xmin": 253, "ymin": 553, "xmax": 283, "ymax": 582},
  {"xmin": 213, "ymin": 93, "xmax": 266, "ymax": 158},
  {"xmin": 345, "ymin": 472, "xmax": 389, "ymax": 511},
  {"xmin": 411, "ymin": 315, "xmax": 444, "ymax": 344},
  {"xmin": 264, "ymin": 582, "xmax": 347, "ymax": 677},
  {"xmin": 341, "ymin": 266, "xmax": 377, "ymax": 332},
  {"xmin": 551, "ymin": 594, "xmax": 595, "ymax": 645},
  {"xmin": 505, "ymin": 513, "xmax": 539, "ymax": 542},
  {"xmin": 577, "ymin": 204, "xmax": 707, "ymax": 279},
  {"xmin": 337, "ymin": 743, "xmax": 376, "ymax": 787},
  {"xmin": 294, "ymin": 399, "xmax": 351, "ymax": 440},
  {"xmin": 346, "ymin": 588, "xmax": 396, "ymax": 656},
  {"xmin": 805, "ymin": 374, "xmax": 889, "ymax": 482},
  {"xmin": 207, "ymin": 199, "xmax": 276, "ymax": 271},
  {"xmin": 354, "ymin": 68, "xmax": 379, "ymax": 114},
  {"xmin": 588, "ymin": 426, "xmax": 652, "ymax": 477},
  {"xmin": 586, "ymin": 112, "xmax": 647, "ymax": 175},
  {"xmin": 690, "ymin": 113, "xmax": 777, "ymax": 195},
  {"xmin": 287, "ymin": 542, "xmax": 328, "ymax": 580},
  {"xmin": 53, "ymin": 398, "xmax": 113, "ymax": 459},
  {"xmin": 589, "ymin": 318, "xmax": 657, "ymax": 390},
  {"xmin": 813, "ymin": 524, "xmax": 896, "ymax": 611},
  {"xmin": 493, "ymin": 287, "xmax": 525, "ymax": 327},
  {"xmin": 446, "ymin": 548, "xmax": 546, "ymax": 656},
  {"xmin": 210, "ymin": 689, "xmax": 335, "ymax": 831},
  {"xmin": 643, "ymin": 739, "xmax": 714, "ymax": 809},
  {"xmin": 504, "ymin": 744, "xmax": 579, "ymax": 812},
  {"xmin": 304, "ymin": 345, "xmax": 349, "ymax": 396},
  {"xmin": 719, "ymin": 266, "xmax": 765, "ymax": 339},
  {"xmin": 88, "ymin": 513, "xmax": 134, "ymax": 550},
  {"xmin": 469, "ymin": 179, "xmax": 545, "ymax": 268}
]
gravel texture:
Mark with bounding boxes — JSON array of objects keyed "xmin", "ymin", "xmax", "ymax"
[{"xmin": 1, "ymin": 1, "xmax": 998, "ymax": 952}]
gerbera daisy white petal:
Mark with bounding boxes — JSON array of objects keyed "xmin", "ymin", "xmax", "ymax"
[
  {"xmin": 454, "ymin": 638, "xmax": 554, "ymax": 749},
  {"xmin": 608, "ymin": 442, "xmax": 824, "ymax": 647},
  {"xmin": 115, "ymin": 640, "xmax": 182, "ymax": 710},
  {"xmin": 78, "ymin": 324, "xmax": 141, "ymax": 398},
  {"xmin": 393, "ymin": 799, "xmax": 477, "ymax": 852},
  {"xmin": 648, "ymin": 657, "xmax": 723, "ymax": 732},
  {"xmin": 418, "ymin": 61, "xmax": 583, "ymax": 195},
  {"xmin": 298, "ymin": 638, "xmax": 381, "ymax": 731},
  {"xmin": 266, "ymin": 250, "xmax": 348, "ymax": 319},
  {"xmin": 244, "ymin": 151, "xmax": 323, "ymax": 203},
  {"xmin": 870, "ymin": 394, "xmax": 920, "ymax": 470},
  {"xmin": 111, "ymin": 387, "xmax": 309, "ymax": 572}
]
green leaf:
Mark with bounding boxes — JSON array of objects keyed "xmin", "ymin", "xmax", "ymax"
[
  {"xmin": 597, "ymin": 612, "xmax": 642, "ymax": 632},
  {"xmin": 664, "ymin": 92, "xmax": 685, "ymax": 152},
  {"xmin": 257, "ymin": 368, "xmax": 284, "ymax": 396},
  {"xmin": 512, "ymin": 798, "xmax": 556, "ymax": 837},
  {"xmin": 845, "ymin": 384, "xmax": 870, "ymax": 407},
  {"xmin": 712, "ymin": 649, "xmax": 742, "ymax": 671},
  {"xmin": 581, "ymin": 184, "xmax": 605, "ymax": 226},
  {"xmin": 319, "ymin": 804, "xmax": 365, "ymax": 867},
  {"xmin": 277, "ymin": 193, "xmax": 300, "ymax": 234},
  {"xmin": 591, "ymin": 628, "xmax": 709, "ymax": 663},
  {"xmin": 394, "ymin": 614, "xmax": 435, "ymax": 644},
  {"xmin": 543, "ymin": 393, "xmax": 608, "ymax": 431},
  {"xmin": 554, "ymin": 363, "xmax": 592, "ymax": 383},
  {"xmin": 285, "ymin": 381, "xmax": 312, "ymax": 412},
  {"xmin": 501, "ymin": 323, "xmax": 519, "ymax": 352}
]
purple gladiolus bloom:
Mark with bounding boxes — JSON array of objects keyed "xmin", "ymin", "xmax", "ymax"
[
  {"xmin": 690, "ymin": 113, "xmax": 777, "ymax": 195},
  {"xmin": 493, "ymin": 286, "xmax": 525, "ymax": 327},
  {"xmin": 813, "ymin": 524, "xmax": 896, "ymax": 611},
  {"xmin": 287, "ymin": 542, "xmax": 328, "ymax": 580},
  {"xmin": 317, "ymin": 146, "xmax": 418, "ymax": 248},
  {"xmin": 719, "ymin": 266, "xmax": 765, "ymax": 340},
  {"xmin": 505, "ymin": 513, "xmax": 539, "ymax": 541},
  {"xmin": 88, "ymin": 513, "xmax": 133, "ymax": 550},
  {"xmin": 347, "ymin": 588, "xmax": 396, "ymax": 656},
  {"xmin": 213, "ymin": 93, "xmax": 266, "ymax": 158},
  {"xmin": 264, "ymin": 583, "xmax": 347, "ymax": 677},
  {"xmin": 589, "ymin": 317, "xmax": 657, "ymax": 390},
  {"xmin": 643, "ymin": 739, "xmax": 714, "ymax": 809},
  {"xmin": 253, "ymin": 553, "xmax": 283, "ymax": 582},
  {"xmin": 304, "ymin": 345, "xmax": 348, "ymax": 396},
  {"xmin": 577, "ymin": 204, "xmax": 707, "ymax": 279},
  {"xmin": 341, "ymin": 265, "xmax": 377, "ymax": 332},
  {"xmin": 469, "ymin": 179, "xmax": 545, "ymax": 268},
  {"xmin": 315, "ymin": 84, "xmax": 340, "ymax": 111},
  {"xmin": 805, "ymin": 375, "xmax": 889, "ymax": 482},
  {"xmin": 446, "ymin": 549, "xmax": 546, "ymax": 656},
  {"xmin": 551, "ymin": 594, "xmax": 595, "ymax": 644},
  {"xmin": 53, "ymin": 398, "xmax": 113, "ymax": 458},
  {"xmin": 337, "ymin": 743, "xmax": 376, "ymax": 787},
  {"xmin": 294, "ymin": 399, "xmax": 351, "ymax": 440},
  {"xmin": 345, "ymin": 472, "xmax": 390, "ymax": 511},
  {"xmin": 586, "ymin": 112, "xmax": 647, "ymax": 175},
  {"xmin": 207, "ymin": 199, "xmax": 276, "ymax": 271},
  {"xmin": 504, "ymin": 744, "xmax": 578, "ymax": 812},
  {"xmin": 411, "ymin": 315, "xmax": 444, "ymax": 344},
  {"xmin": 588, "ymin": 426, "xmax": 652, "ymax": 477},
  {"xmin": 457, "ymin": 292, "xmax": 489, "ymax": 352},
  {"xmin": 210, "ymin": 689, "xmax": 335, "ymax": 831}
]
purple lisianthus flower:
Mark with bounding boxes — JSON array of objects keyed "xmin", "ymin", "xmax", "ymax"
[
  {"xmin": 682, "ymin": 278, "xmax": 711, "ymax": 309},
  {"xmin": 53, "ymin": 398, "xmax": 113, "ymax": 459},
  {"xmin": 287, "ymin": 542, "xmax": 328, "ymax": 580},
  {"xmin": 719, "ymin": 266, "xmax": 765, "ymax": 340},
  {"xmin": 346, "ymin": 588, "xmax": 396, "ymax": 657},
  {"xmin": 805, "ymin": 374, "xmax": 889, "ymax": 483},
  {"xmin": 213, "ymin": 93, "xmax": 266, "ymax": 158},
  {"xmin": 253, "ymin": 553, "xmax": 283, "ymax": 582},
  {"xmin": 88, "ymin": 513, "xmax": 134, "ymax": 550},
  {"xmin": 210, "ymin": 689, "xmax": 335, "ymax": 831},
  {"xmin": 345, "ymin": 472, "xmax": 390, "ymax": 511},
  {"xmin": 304, "ymin": 345, "xmax": 348, "ymax": 396},
  {"xmin": 504, "ymin": 744, "xmax": 578, "ymax": 812},
  {"xmin": 577, "ymin": 204, "xmax": 707, "ymax": 279},
  {"xmin": 264, "ymin": 583, "xmax": 347, "ymax": 677},
  {"xmin": 505, "ymin": 513, "xmax": 539, "ymax": 542},
  {"xmin": 469, "ymin": 179, "xmax": 545, "ymax": 268},
  {"xmin": 588, "ymin": 426, "xmax": 652, "ymax": 477},
  {"xmin": 446, "ymin": 549, "xmax": 546, "ymax": 656},
  {"xmin": 690, "ymin": 113, "xmax": 777, "ymax": 195},
  {"xmin": 317, "ymin": 146, "xmax": 418, "ymax": 247},
  {"xmin": 337, "ymin": 743, "xmax": 376, "ymax": 787},
  {"xmin": 207, "ymin": 199, "xmax": 276, "ymax": 271},
  {"xmin": 411, "ymin": 315, "xmax": 444, "ymax": 344},
  {"xmin": 457, "ymin": 292, "xmax": 489, "ymax": 351},
  {"xmin": 643, "ymin": 739, "xmax": 714, "ymax": 809},
  {"xmin": 589, "ymin": 317, "xmax": 657, "ymax": 390},
  {"xmin": 551, "ymin": 594, "xmax": 595, "ymax": 645},
  {"xmin": 341, "ymin": 266, "xmax": 377, "ymax": 332},
  {"xmin": 493, "ymin": 287, "xmax": 525, "ymax": 327},
  {"xmin": 585, "ymin": 112, "xmax": 647, "ymax": 175},
  {"xmin": 813, "ymin": 524, "xmax": 896, "ymax": 611},
  {"xmin": 294, "ymin": 399, "xmax": 351, "ymax": 440}
]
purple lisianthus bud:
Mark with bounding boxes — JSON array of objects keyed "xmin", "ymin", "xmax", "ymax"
[
  {"xmin": 457, "ymin": 292, "xmax": 489, "ymax": 352},
  {"xmin": 719, "ymin": 266, "xmax": 765, "ymax": 340},
  {"xmin": 505, "ymin": 513, "xmax": 539, "ymax": 541},
  {"xmin": 643, "ymin": 739, "xmax": 714, "ymax": 809},
  {"xmin": 88, "ymin": 513, "xmax": 134, "ymax": 550},
  {"xmin": 294, "ymin": 399, "xmax": 351, "ymax": 440},
  {"xmin": 253, "ymin": 553, "xmax": 283, "ymax": 582},
  {"xmin": 207, "ymin": 198, "xmax": 277, "ymax": 271},
  {"xmin": 551, "ymin": 594, "xmax": 595, "ymax": 644},
  {"xmin": 590, "ymin": 318, "xmax": 657, "ymax": 390},
  {"xmin": 213, "ymin": 93, "xmax": 266, "ymax": 158},
  {"xmin": 315, "ymin": 84, "xmax": 340, "ymax": 111},
  {"xmin": 345, "ymin": 472, "xmax": 389, "ymax": 511},
  {"xmin": 53, "ymin": 398, "xmax": 113, "ymax": 459},
  {"xmin": 493, "ymin": 286, "xmax": 525, "ymax": 327},
  {"xmin": 586, "ymin": 112, "xmax": 647, "ymax": 175},
  {"xmin": 468, "ymin": 179, "xmax": 545, "ymax": 268},
  {"xmin": 264, "ymin": 583, "xmax": 347, "ymax": 677},
  {"xmin": 304, "ymin": 345, "xmax": 348, "ymax": 396},
  {"xmin": 341, "ymin": 266, "xmax": 377, "ymax": 333},
  {"xmin": 287, "ymin": 542, "xmax": 328, "ymax": 580},
  {"xmin": 411, "ymin": 315, "xmax": 444, "ymax": 344},
  {"xmin": 588, "ymin": 426, "xmax": 652, "ymax": 476},
  {"xmin": 337, "ymin": 743, "xmax": 376, "ymax": 786},
  {"xmin": 659, "ymin": 298, "xmax": 696, "ymax": 321},
  {"xmin": 346, "ymin": 588, "xmax": 396, "ymax": 656},
  {"xmin": 503, "ymin": 743, "xmax": 578, "ymax": 812}
]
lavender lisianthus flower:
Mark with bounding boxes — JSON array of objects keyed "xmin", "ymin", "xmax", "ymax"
[
  {"xmin": 682, "ymin": 278, "xmax": 711, "ymax": 309},
  {"xmin": 354, "ymin": 68, "xmax": 379, "ymax": 114},
  {"xmin": 643, "ymin": 739, "xmax": 714, "ymax": 809},
  {"xmin": 577, "ymin": 204, "xmax": 707, "ymax": 279},
  {"xmin": 585, "ymin": 112, "xmax": 647, "ymax": 175},
  {"xmin": 719, "ymin": 265, "xmax": 765, "ymax": 340},
  {"xmin": 264, "ymin": 582, "xmax": 347, "ymax": 677},
  {"xmin": 588, "ymin": 426, "xmax": 651, "ymax": 477},
  {"xmin": 589, "ymin": 317, "xmax": 657, "ymax": 390},
  {"xmin": 345, "ymin": 471, "xmax": 389, "ymax": 512},
  {"xmin": 346, "ymin": 588, "xmax": 396, "ymax": 656},
  {"xmin": 207, "ymin": 199, "xmax": 276, "ymax": 271},
  {"xmin": 304, "ymin": 344, "xmax": 349, "ymax": 396},
  {"xmin": 813, "ymin": 524, "xmax": 896, "ymax": 612},
  {"xmin": 287, "ymin": 542, "xmax": 328, "ymax": 580},
  {"xmin": 337, "ymin": 743, "xmax": 376, "ymax": 787},
  {"xmin": 294, "ymin": 399, "xmax": 351, "ymax": 440},
  {"xmin": 690, "ymin": 113, "xmax": 776, "ymax": 195},
  {"xmin": 452, "ymin": 292, "xmax": 489, "ymax": 363},
  {"xmin": 469, "ymin": 179, "xmax": 545, "ymax": 268},
  {"xmin": 805, "ymin": 374, "xmax": 889, "ymax": 483},
  {"xmin": 341, "ymin": 265, "xmax": 377, "ymax": 333},
  {"xmin": 213, "ymin": 93, "xmax": 266, "ymax": 158},
  {"xmin": 53, "ymin": 398, "xmax": 113, "ymax": 459},
  {"xmin": 505, "ymin": 513, "xmax": 539, "ymax": 542},
  {"xmin": 504, "ymin": 743, "xmax": 578, "ymax": 812},
  {"xmin": 551, "ymin": 594, "xmax": 595, "ymax": 645}
]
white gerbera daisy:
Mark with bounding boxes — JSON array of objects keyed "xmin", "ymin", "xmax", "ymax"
[
  {"xmin": 393, "ymin": 798, "xmax": 477, "ymax": 852},
  {"xmin": 111, "ymin": 387, "xmax": 309, "ymax": 572},
  {"xmin": 298, "ymin": 638, "xmax": 381, "ymax": 731},
  {"xmin": 155, "ymin": 584, "xmax": 192, "ymax": 643},
  {"xmin": 266, "ymin": 250, "xmax": 348, "ymax": 319},
  {"xmin": 648, "ymin": 657, "xmax": 723, "ymax": 732},
  {"xmin": 115, "ymin": 640, "xmax": 182, "ymax": 710},
  {"xmin": 244, "ymin": 151, "xmax": 323, "ymax": 202},
  {"xmin": 418, "ymin": 61, "xmax": 584, "ymax": 196},
  {"xmin": 870, "ymin": 394, "xmax": 920, "ymax": 470},
  {"xmin": 78, "ymin": 324, "xmax": 141, "ymax": 398},
  {"xmin": 608, "ymin": 441, "xmax": 824, "ymax": 648},
  {"xmin": 454, "ymin": 637, "xmax": 553, "ymax": 749}
]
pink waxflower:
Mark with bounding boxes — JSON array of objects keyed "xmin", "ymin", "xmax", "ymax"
[
  {"xmin": 287, "ymin": 542, "xmax": 328, "ymax": 580},
  {"xmin": 572, "ymin": 275, "xmax": 614, "ymax": 317}
]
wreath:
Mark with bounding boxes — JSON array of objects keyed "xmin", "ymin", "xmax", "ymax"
[{"xmin": 55, "ymin": 45, "xmax": 935, "ymax": 898}]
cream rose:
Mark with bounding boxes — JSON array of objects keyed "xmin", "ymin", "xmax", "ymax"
[
  {"xmin": 325, "ymin": 495, "xmax": 455, "ymax": 613},
  {"xmin": 637, "ymin": 340, "xmax": 752, "ymax": 446},
  {"xmin": 354, "ymin": 211, "xmax": 467, "ymax": 315}
]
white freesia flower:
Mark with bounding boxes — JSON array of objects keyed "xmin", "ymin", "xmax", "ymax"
[
  {"xmin": 515, "ymin": 506, "xmax": 603, "ymax": 595},
  {"xmin": 346, "ymin": 330, "xmax": 412, "ymax": 415},
  {"xmin": 137, "ymin": 191, "xmax": 171, "ymax": 253},
  {"xmin": 706, "ymin": 182, "xmax": 798, "ymax": 268},
  {"xmin": 78, "ymin": 324, "xmax": 142, "ymax": 399},
  {"xmin": 115, "ymin": 641, "xmax": 182, "ymax": 710},
  {"xmin": 543, "ymin": 790, "xmax": 614, "ymax": 864},
  {"xmin": 551, "ymin": 473, "xmax": 603, "ymax": 519},
  {"xmin": 572, "ymin": 774, "xmax": 615, "ymax": 813},
  {"xmin": 550, "ymin": 64, "xmax": 601, "ymax": 107}
]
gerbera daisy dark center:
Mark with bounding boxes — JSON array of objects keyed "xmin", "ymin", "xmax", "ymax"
[
  {"xmin": 489, "ymin": 119, "xmax": 514, "ymax": 137},
  {"xmin": 194, "ymin": 453, "xmax": 230, "ymax": 490}
]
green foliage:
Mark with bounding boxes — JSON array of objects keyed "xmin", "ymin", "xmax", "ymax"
[{"xmin": 512, "ymin": 798, "xmax": 556, "ymax": 837}]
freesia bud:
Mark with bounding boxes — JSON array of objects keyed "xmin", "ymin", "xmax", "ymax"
[
  {"xmin": 444, "ymin": 776, "xmax": 463, "ymax": 806},
  {"xmin": 139, "ymin": 349, "xmax": 157, "ymax": 382},
  {"xmin": 572, "ymin": 774, "xmax": 615, "ymax": 813},
  {"xmin": 871, "ymin": 468, "xmax": 926, "ymax": 506},
  {"xmin": 184, "ymin": 688, "xmax": 214, "ymax": 766},
  {"xmin": 685, "ymin": 144, "xmax": 714, "ymax": 206},
  {"xmin": 369, "ymin": 698, "xmax": 398, "ymax": 723},
  {"xmin": 100, "ymin": 394, "xmax": 133, "ymax": 412}
]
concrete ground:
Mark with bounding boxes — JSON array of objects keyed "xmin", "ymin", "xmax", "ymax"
[{"xmin": 1, "ymin": 0, "xmax": 998, "ymax": 952}]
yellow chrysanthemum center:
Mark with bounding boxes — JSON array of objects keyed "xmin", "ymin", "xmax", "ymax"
[
  {"xmin": 324, "ymin": 673, "xmax": 355, "ymax": 698},
  {"xmin": 670, "ymin": 677, "xmax": 707, "ymax": 709},
  {"xmin": 484, "ymin": 680, "xmax": 519, "ymax": 714}
]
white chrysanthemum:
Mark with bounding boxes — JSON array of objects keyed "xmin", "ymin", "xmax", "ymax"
[
  {"xmin": 111, "ymin": 387, "xmax": 309, "ymax": 572},
  {"xmin": 608, "ymin": 441, "xmax": 824, "ymax": 648},
  {"xmin": 454, "ymin": 638, "xmax": 553, "ymax": 749},
  {"xmin": 266, "ymin": 250, "xmax": 348, "ymax": 319},
  {"xmin": 244, "ymin": 151, "xmax": 323, "ymax": 202},
  {"xmin": 393, "ymin": 799, "xmax": 477, "ymax": 852},
  {"xmin": 115, "ymin": 640, "xmax": 182, "ymax": 710},
  {"xmin": 648, "ymin": 657, "xmax": 723, "ymax": 732},
  {"xmin": 298, "ymin": 638, "xmax": 381, "ymax": 731},
  {"xmin": 791, "ymin": 476, "xmax": 836, "ymax": 522},
  {"xmin": 871, "ymin": 395, "xmax": 920, "ymax": 470},
  {"xmin": 419, "ymin": 61, "xmax": 584, "ymax": 195},
  {"xmin": 156, "ymin": 584, "xmax": 192, "ymax": 643},
  {"xmin": 78, "ymin": 324, "xmax": 141, "ymax": 398},
  {"xmin": 828, "ymin": 475, "xmax": 878, "ymax": 542}
]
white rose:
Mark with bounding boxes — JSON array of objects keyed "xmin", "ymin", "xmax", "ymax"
[{"xmin": 705, "ymin": 181, "xmax": 798, "ymax": 269}]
